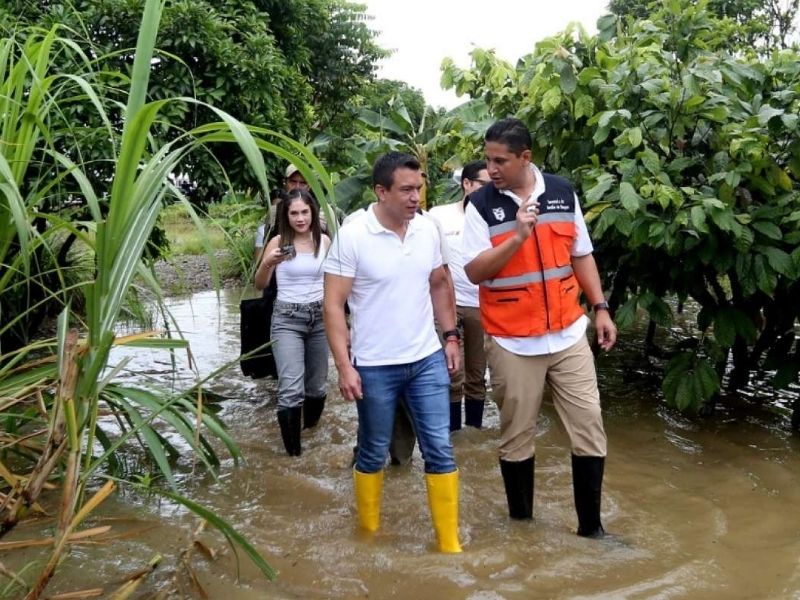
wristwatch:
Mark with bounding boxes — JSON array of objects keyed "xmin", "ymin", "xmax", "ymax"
[
  {"xmin": 593, "ymin": 301, "xmax": 610, "ymax": 312},
  {"xmin": 443, "ymin": 328, "xmax": 460, "ymax": 340}
]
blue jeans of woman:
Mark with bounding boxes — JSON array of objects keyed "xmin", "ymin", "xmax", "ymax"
[
  {"xmin": 355, "ymin": 349, "xmax": 455, "ymax": 474},
  {"xmin": 270, "ymin": 300, "xmax": 329, "ymax": 409}
]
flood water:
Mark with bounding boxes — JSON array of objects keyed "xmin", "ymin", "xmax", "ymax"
[{"xmin": 7, "ymin": 288, "xmax": 800, "ymax": 599}]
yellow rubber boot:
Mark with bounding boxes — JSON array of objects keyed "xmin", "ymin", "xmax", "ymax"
[
  {"xmin": 425, "ymin": 470, "xmax": 463, "ymax": 553},
  {"xmin": 354, "ymin": 469, "xmax": 384, "ymax": 533}
]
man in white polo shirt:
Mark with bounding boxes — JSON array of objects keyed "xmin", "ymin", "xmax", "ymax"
[
  {"xmin": 342, "ymin": 204, "xmax": 452, "ymax": 466},
  {"xmin": 324, "ymin": 152, "xmax": 462, "ymax": 553}
]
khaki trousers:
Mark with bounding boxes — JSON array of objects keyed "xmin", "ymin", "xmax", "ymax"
[
  {"xmin": 486, "ymin": 335, "xmax": 607, "ymax": 461},
  {"xmin": 447, "ymin": 305, "xmax": 488, "ymax": 402}
]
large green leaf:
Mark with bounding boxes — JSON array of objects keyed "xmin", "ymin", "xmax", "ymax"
[
  {"xmin": 358, "ymin": 108, "xmax": 409, "ymax": 136},
  {"xmin": 613, "ymin": 297, "xmax": 639, "ymax": 330},
  {"xmin": 713, "ymin": 308, "xmax": 737, "ymax": 348},
  {"xmin": 619, "ymin": 182, "xmax": 643, "ymax": 214},
  {"xmin": 757, "ymin": 246, "xmax": 793, "ymax": 276},
  {"xmin": 690, "ymin": 206, "xmax": 708, "ymax": 233},
  {"xmin": 585, "ymin": 174, "xmax": 614, "ymax": 203},
  {"xmin": 751, "ymin": 221, "xmax": 782, "ymax": 241}
]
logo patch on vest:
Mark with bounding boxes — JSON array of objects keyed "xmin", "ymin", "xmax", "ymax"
[
  {"xmin": 542, "ymin": 197, "xmax": 571, "ymax": 212},
  {"xmin": 492, "ymin": 207, "xmax": 506, "ymax": 221}
]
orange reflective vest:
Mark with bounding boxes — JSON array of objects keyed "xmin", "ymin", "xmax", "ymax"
[{"xmin": 470, "ymin": 174, "xmax": 585, "ymax": 337}]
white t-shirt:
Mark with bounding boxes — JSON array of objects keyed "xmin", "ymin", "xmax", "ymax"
[
  {"xmin": 324, "ymin": 204, "xmax": 443, "ymax": 366},
  {"xmin": 275, "ymin": 241, "xmax": 327, "ymax": 303},
  {"xmin": 429, "ymin": 200, "xmax": 478, "ymax": 307},
  {"xmin": 462, "ymin": 164, "xmax": 592, "ymax": 356}
]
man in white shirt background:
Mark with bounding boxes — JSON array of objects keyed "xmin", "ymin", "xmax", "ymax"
[{"xmin": 430, "ymin": 159, "xmax": 491, "ymax": 431}]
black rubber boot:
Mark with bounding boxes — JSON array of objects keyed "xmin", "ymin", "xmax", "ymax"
[
  {"xmin": 303, "ymin": 395, "xmax": 326, "ymax": 429},
  {"xmin": 277, "ymin": 407, "xmax": 302, "ymax": 456},
  {"xmin": 464, "ymin": 398, "xmax": 485, "ymax": 429},
  {"xmin": 572, "ymin": 454, "xmax": 605, "ymax": 538},
  {"xmin": 499, "ymin": 457, "xmax": 534, "ymax": 520},
  {"xmin": 449, "ymin": 401, "xmax": 462, "ymax": 432}
]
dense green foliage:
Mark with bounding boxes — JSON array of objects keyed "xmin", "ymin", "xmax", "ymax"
[
  {"xmin": 0, "ymin": 0, "xmax": 385, "ymax": 203},
  {"xmin": 442, "ymin": 0, "xmax": 800, "ymax": 415},
  {"xmin": 320, "ymin": 95, "xmax": 494, "ymax": 212},
  {"xmin": 0, "ymin": 0, "xmax": 341, "ymax": 591},
  {"xmin": 0, "ymin": 0, "xmax": 385, "ymax": 349},
  {"xmin": 609, "ymin": 0, "xmax": 799, "ymax": 50}
]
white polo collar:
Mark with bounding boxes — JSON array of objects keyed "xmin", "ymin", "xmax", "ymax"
[{"xmin": 364, "ymin": 202, "xmax": 421, "ymax": 235}]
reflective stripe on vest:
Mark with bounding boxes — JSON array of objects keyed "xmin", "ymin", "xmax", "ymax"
[
  {"xmin": 482, "ymin": 265, "xmax": 574, "ymax": 288},
  {"xmin": 486, "ymin": 211, "xmax": 575, "ymax": 238},
  {"xmin": 478, "ymin": 221, "xmax": 585, "ymax": 337}
]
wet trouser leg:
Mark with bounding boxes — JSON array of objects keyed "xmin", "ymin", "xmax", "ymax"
[
  {"xmin": 271, "ymin": 303, "xmax": 308, "ymax": 411},
  {"xmin": 271, "ymin": 303, "xmax": 310, "ymax": 456},
  {"xmin": 355, "ymin": 350, "xmax": 460, "ymax": 551},
  {"xmin": 302, "ymin": 303, "xmax": 329, "ymax": 429},
  {"xmin": 460, "ymin": 306, "xmax": 487, "ymax": 428},
  {"xmin": 486, "ymin": 336, "xmax": 607, "ymax": 523},
  {"xmin": 389, "ymin": 396, "xmax": 416, "ymax": 465},
  {"xmin": 401, "ymin": 350, "xmax": 457, "ymax": 474},
  {"xmin": 547, "ymin": 337, "xmax": 607, "ymax": 536}
]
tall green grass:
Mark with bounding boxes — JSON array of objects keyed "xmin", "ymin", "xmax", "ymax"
[{"xmin": 0, "ymin": 0, "xmax": 336, "ymax": 596}]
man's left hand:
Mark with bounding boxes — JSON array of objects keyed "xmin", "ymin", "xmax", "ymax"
[
  {"xmin": 444, "ymin": 341, "xmax": 460, "ymax": 374},
  {"xmin": 595, "ymin": 311, "xmax": 617, "ymax": 351}
]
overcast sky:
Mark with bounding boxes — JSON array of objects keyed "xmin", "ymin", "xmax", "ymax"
[{"xmin": 363, "ymin": 0, "xmax": 610, "ymax": 109}]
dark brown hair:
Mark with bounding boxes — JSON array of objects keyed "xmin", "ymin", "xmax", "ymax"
[
  {"xmin": 277, "ymin": 189, "xmax": 322, "ymax": 257},
  {"xmin": 372, "ymin": 151, "xmax": 421, "ymax": 189}
]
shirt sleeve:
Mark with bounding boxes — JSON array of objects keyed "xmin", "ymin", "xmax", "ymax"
[
  {"xmin": 425, "ymin": 211, "xmax": 449, "ymax": 266},
  {"xmin": 323, "ymin": 226, "xmax": 357, "ymax": 278},
  {"xmin": 254, "ymin": 224, "xmax": 265, "ymax": 248},
  {"xmin": 461, "ymin": 202, "xmax": 492, "ymax": 264},
  {"xmin": 342, "ymin": 208, "xmax": 366, "ymax": 226},
  {"xmin": 571, "ymin": 194, "xmax": 594, "ymax": 257},
  {"xmin": 431, "ymin": 224, "xmax": 443, "ymax": 270}
]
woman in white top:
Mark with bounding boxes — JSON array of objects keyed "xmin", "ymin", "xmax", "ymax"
[{"xmin": 255, "ymin": 189, "xmax": 330, "ymax": 456}]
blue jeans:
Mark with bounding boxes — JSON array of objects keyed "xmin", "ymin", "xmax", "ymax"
[
  {"xmin": 271, "ymin": 300, "xmax": 329, "ymax": 409},
  {"xmin": 355, "ymin": 349, "xmax": 455, "ymax": 474}
]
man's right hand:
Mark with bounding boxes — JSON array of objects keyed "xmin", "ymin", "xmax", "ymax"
[
  {"xmin": 514, "ymin": 199, "xmax": 538, "ymax": 242},
  {"xmin": 337, "ymin": 364, "xmax": 363, "ymax": 402}
]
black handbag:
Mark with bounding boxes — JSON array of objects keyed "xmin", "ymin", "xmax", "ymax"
[{"xmin": 239, "ymin": 270, "xmax": 278, "ymax": 379}]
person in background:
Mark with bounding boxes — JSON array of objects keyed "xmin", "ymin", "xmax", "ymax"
[
  {"xmin": 284, "ymin": 164, "xmax": 310, "ymax": 192},
  {"xmin": 324, "ymin": 151, "xmax": 462, "ymax": 553},
  {"xmin": 255, "ymin": 189, "xmax": 330, "ymax": 456},
  {"xmin": 430, "ymin": 160, "xmax": 490, "ymax": 430},
  {"xmin": 285, "ymin": 163, "xmax": 331, "ymax": 235},
  {"xmin": 255, "ymin": 188, "xmax": 288, "ymax": 263},
  {"xmin": 463, "ymin": 118, "xmax": 617, "ymax": 538}
]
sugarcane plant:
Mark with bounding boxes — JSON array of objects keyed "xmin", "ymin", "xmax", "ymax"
[{"xmin": 0, "ymin": 0, "xmax": 336, "ymax": 596}]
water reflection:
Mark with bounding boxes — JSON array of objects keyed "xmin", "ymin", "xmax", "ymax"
[{"xmin": 6, "ymin": 288, "xmax": 800, "ymax": 599}]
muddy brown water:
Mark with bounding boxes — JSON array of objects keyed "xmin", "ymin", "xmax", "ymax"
[{"xmin": 6, "ymin": 288, "xmax": 800, "ymax": 599}]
